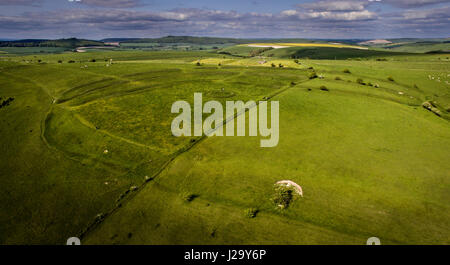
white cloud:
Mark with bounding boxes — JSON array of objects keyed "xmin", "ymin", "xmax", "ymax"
[
  {"xmin": 383, "ymin": 0, "xmax": 448, "ymax": 8},
  {"xmin": 298, "ymin": 1, "xmax": 368, "ymax": 12}
]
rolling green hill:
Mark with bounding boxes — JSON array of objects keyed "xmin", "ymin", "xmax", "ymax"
[
  {"xmin": 0, "ymin": 49, "xmax": 449, "ymax": 245},
  {"xmin": 0, "ymin": 38, "xmax": 106, "ymax": 49}
]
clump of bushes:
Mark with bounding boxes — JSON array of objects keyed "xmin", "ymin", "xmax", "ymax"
[
  {"xmin": 68, "ymin": 60, "xmax": 75, "ymax": 63},
  {"xmin": 0, "ymin": 97, "xmax": 14, "ymax": 109},
  {"xmin": 308, "ymin": 71, "xmax": 318, "ymax": 79},
  {"xmin": 245, "ymin": 208, "xmax": 259, "ymax": 218},
  {"xmin": 272, "ymin": 186, "xmax": 294, "ymax": 209},
  {"xmin": 320, "ymin": 85, "xmax": 329, "ymax": 91},
  {"xmin": 181, "ymin": 192, "xmax": 197, "ymax": 202},
  {"xmin": 343, "ymin": 69, "xmax": 351, "ymax": 74},
  {"xmin": 388, "ymin": 76, "xmax": 395, "ymax": 82}
]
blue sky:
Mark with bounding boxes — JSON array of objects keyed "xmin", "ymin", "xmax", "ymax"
[{"xmin": 0, "ymin": 0, "xmax": 449, "ymax": 39}]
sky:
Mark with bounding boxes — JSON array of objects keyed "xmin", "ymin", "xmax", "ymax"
[{"xmin": 0, "ymin": 0, "xmax": 449, "ymax": 39}]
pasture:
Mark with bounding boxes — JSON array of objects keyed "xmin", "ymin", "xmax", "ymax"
[{"xmin": 0, "ymin": 46, "xmax": 449, "ymax": 244}]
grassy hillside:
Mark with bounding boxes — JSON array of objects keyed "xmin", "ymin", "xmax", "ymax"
[
  {"xmin": 218, "ymin": 44, "xmax": 411, "ymax": 59},
  {"xmin": 383, "ymin": 42, "xmax": 450, "ymax": 53},
  {"xmin": 0, "ymin": 49, "xmax": 449, "ymax": 244},
  {"xmin": 0, "ymin": 38, "xmax": 106, "ymax": 49}
]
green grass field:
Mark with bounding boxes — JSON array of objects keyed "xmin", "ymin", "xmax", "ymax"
[{"xmin": 0, "ymin": 46, "xmax": 449, "ymax": 244}]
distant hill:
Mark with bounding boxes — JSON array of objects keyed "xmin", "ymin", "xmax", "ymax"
[
  {"xmin": 102, "ymin": 36, "xmax": 337, "ymax": 45},
  {"xmin": 0, "ymin": 38, "xmax": 106, "ymax": 48}
]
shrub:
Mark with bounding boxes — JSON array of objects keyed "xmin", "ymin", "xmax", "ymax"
[
  {"xmin": 90, "ymin": 59, "xmax": 96, "ymax": 62},
  {"xmin": 245, "ymin": 208, "xmax": 259, "ymax": 218},
  {"xmin": 335, "ymin": 76, "xmax": 342, "ymax": 81},
  {"xmin": 290, "ymin": 81, "xmax": 296, "ymax": 86},
  {"xmin": 180, "ymin": 192, "xmax": 196, "ymax": 202},
  {"xmin": 357, "ymin": 78, "xmax": 364, "ymax": 85},
  {"xmin": 367, "ymin": 82, "xmax": 373, "ymax": 87},
  {"xmin": 0, "ymin": 97, "xmax": 14, "ymax": 109},
  {"xmin": 272, "ymin": 186, "xmax": 294, "ymax": 209},
  {"xmin": 388, "ymin": 76, "xmax": 395, "ymax": 82},
  {"xmin": 271, "ymin": 63, "xmax": 276, "ymax": 67},
  {"xmin": 320, "ymin": 85, "xmax": 329, "ymax": 91},
  {"xmin": 308, "ymin": 71, "xmax": 318, "ymax": 79},
  {"xmin": 196, "ymin": 62, "xmax": 202, "ymax": 66},
  {"xmin": 278, "ymin": 63, "xmax": 284, "ymax": 68},
  {"xmin": 68, "ymin": 60, "xmax": 75, "ymax": 63},
  {"xmin": 343, "ymin": 69, "xmax": 351, "ymax": 73},
  {"xmin": 294, "ymin": 59, "xmax": 299, "ymax": 64},
  {"xmin": 57, "ymin": 60, "xmax": 63, "ymax": 63}
]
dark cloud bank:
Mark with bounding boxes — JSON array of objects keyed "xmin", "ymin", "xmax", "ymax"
[{"xmin": 0, "ymin": 0, "xmax": 448, "ymax": 39}]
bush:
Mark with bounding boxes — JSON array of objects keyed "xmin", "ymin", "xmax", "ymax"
[
  {"xmin": 278, "ymin": 63, "xmax": 284, "ymax": 68},
  {"xmin": 343, "ymin": 69, "xmax": 351, "ymax": 74},
  {"xmin": 57, "ymin": 60, "xmax": 62, "ymax": 63},
  {"xmin": 196, "ymin": 62, "xmax": 202, "ymax": 66},
  {"xmin": 272, "ymin": 186, "xmax": 294, "ymax": 209},
  {"xmin": 245, "ymin": 208, "xmax": 259, "ymax": 218},
  {"xmin": 320, "ymin": 85, "xmax": 329, "ymax": 91},
  {"xmin": 290, "ymin": 81, "xmax": 296, "ymax": 86},
  {"xmin": 68, "ymin": 60, "xmax": 75, "ymax": 63},
  {"xmin": 308, "ymin": 71, "xmax": 318, "ymax": 79},
  {"xmin": 294, "ymin": 59, "xmax": 299, "ymax": 64},
  {"xmin": 335, "ymin": 76, "xmax": 342, "ymax": 81},
  {"xmin": 90, "ymin": 59, "xmax": 96, "ymax": 62},
  {"xmin": 271, "ymin": 63, "xmax": 276, "ymax": 67},
  {"xmin": 357, "ymin": 78, "xmax": 365, "ymax": 85},
  {"xmin": 388, "ymin": 76, "xmax": 395, "ymax": 82},
  {"xmin": 180, "ymin": 192, "xmax": 196, "ymax": 202},
  {"xmin": 0, "ymin": 97, "xmax": 14, "ymax": 109},
  {"xmin": 367, "ymin": 82, "xmax": 373, "ymax": 87}
]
